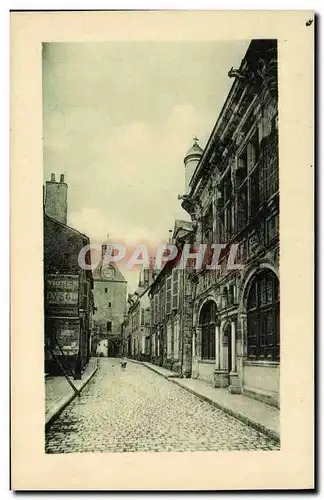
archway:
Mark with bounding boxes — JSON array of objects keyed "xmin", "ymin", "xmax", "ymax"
[
  {"xmin": 199, "ymin": 300, "xmax": 216, "ymax": 360},
  {"xmin": 246, "ymin": 269, "xmax": 279, "ymax": 361},
  {"xmin": 107, "ymin": 336, "xmax": 120, "ymax": 357}
]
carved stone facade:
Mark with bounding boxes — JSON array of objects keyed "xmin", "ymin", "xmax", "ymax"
[
  {"xmin": 185, "ymin": 39, "xmax": 280, "ymax": 407},
  {"xmin": 149, "ymin": 39, "xmax": 280, "ymax": 407}
]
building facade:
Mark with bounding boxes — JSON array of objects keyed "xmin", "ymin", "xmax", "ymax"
[
  {"xmin": 121, "ymin": 268, "xmax": 153, "ymax": 361},
  {"xmin": 44, "ymin": 174, "xmax": 95, "ymax": 377},
  {"xmin": 149, "ymin": 220, "xmax": 195, "ymax": 377},
  {"xmin": 149, "ymin": 39, "xmax": 279, "ymax": 407},
  {"xmin": 92, "ymin": 253, "xmax": 127, "ymax": 357},
  {"xmin": 186, "ymin": 39, "xmax": 279, "ymax": 406}
]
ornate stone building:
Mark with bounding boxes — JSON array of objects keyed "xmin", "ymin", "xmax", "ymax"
[{"xmin": 180, "ymin": 39, "xmax": 279, "ymax": 406}]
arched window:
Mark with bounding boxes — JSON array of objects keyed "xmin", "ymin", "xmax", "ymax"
[
  {"xmin": 200, "ymin": 301, "xmax": 216, "ymax": 360},
  {"xmin": 247, "ymin": 270, "xmax": 280, "ymax": 361}
]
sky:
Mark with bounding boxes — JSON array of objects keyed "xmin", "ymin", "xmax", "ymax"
[{"xmin": 43, "ymin": 41, "xmax": 249, "ymax": 292}]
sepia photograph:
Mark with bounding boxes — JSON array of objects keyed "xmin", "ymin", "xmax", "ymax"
[
  {"xmin": 10, "ymin": 10, "xmax": 314, "ymax": 490},
  {"xmin": 43, "ymin": 38, "xmax": 280, "ymax": 454}
]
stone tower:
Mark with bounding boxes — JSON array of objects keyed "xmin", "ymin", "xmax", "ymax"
[
  {"xmin": 184, "ymin": 137, "xmax": 203, "ymax": 196},
  {"xmin": 44, "ymin": 173, "xmax": 68, "ymax": 224}
]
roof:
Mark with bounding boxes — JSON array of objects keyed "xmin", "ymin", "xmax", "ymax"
[
  {"xmin": 184, "ymin": 140, "xmax": 204, "ymax": 163},
  {"xmin": 93, "ymin": 261, "xmax": 127, "ymax": 282},
  {"xmin": 44, "ymin": 212, "xmax": 90, "ymax": 242}
]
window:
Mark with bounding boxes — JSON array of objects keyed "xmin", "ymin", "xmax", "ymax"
[
  {"xmin": 145, "ymin": 336, "xmax": 150, "ymax": 355},
  {"xmin": 145, "ymin": 308, "xmax": 150, "ymax": 326},
  {"xmin": 200, "ymin": 301, "xmax": 216, "ymax": 360},
  {"xmin": 228, "ymin": 284, "xmax": 235, "ymax": 305},
  {"xmin": 165, "ymin": 276, "xmax": 172, "ymax": 315},
  {"xmin": 247, "ymin": 270, "xmax": 280, "ymax": 361},
  {"xmin": 266, "ymin": 214, "xmax": 279, "ymax": 243},
  {"xmin": 153, "ymin": 294, "xmax": 158, "ymax": 324},
  {"xmin": 217, "ymin": 172, "xmax": 233, "ymax": 243},
  {"xmin": 107, "ymin": 321, "xmax": 112, "ymax": 332},
  {"xmin": 172, "ymin": 269, "xmax": 179, "ymax": 310},
  {"xmin": 141, "ymin": 336, "xmax": 146, "ymax": 354},
  {"xmin": 108, "ymin": 301, "xmax": 111, "ymax": 307},
  {"xmin": 143, "ymin": 268, "xmax": 150, "ymax": 287},
  {"xmin": 141, "ymin": 308, "xmax": 145, "ymax": 326},
  {"xmin": 173, "ymin": 320, "xmax": 180, "ymax": 360},
  {"xmin": 167, "ymin": 323, "xmax": 172, "ymax": 358},
  {"xmin": 263, "ymin": 131, "xmax": 279, "ymax": 201},
  {"xmin": 104, "ymin": 288, "xmax": 108, "ymax": 293},
  {"xmin": 159, "ymin": 286, "xmax": 165, "ymax": 320},
  {"xmin": 235, "ymin": 131, "xmax": 263, "ymax": 230},
  {"xmin": 152, "ymin": 333, "xmax": 156, "ymax": 357},
  {"xmin": 157, "ymin": 332, "xmax": 160, "ymax": 357}
]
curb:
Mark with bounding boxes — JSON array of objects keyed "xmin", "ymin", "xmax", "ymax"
[
  {"xmin": 45, "ymin": 364, "xmax": 98, "ymax": 430},
  {"xmin": 169, "ymin": 378, "xmax": 280, "ymax": 443},
  {"xmin": 129, "ymin": 359, "xmax": 280, "ymax": 443}
]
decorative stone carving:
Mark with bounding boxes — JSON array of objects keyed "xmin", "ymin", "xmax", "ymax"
[{"xmin": 248, "ymin": 231, "xmax": 259, "ymax": 257}]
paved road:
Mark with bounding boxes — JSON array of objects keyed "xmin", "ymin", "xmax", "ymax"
[{"xmin": 46, "ymin": 358, "xmax": 279, "ymax": 453}]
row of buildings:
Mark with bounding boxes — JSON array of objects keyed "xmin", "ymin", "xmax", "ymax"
[
  {"xmin": 43, "ymin": 174, "xmax": 95, "ymax": 377},
  {"xmin": 44, "ymin": 174, "xmax": 127, "ymax": 377},
  {"xmin": 121, "ymin": 39, "xmax": 280, "ymax": 408}
]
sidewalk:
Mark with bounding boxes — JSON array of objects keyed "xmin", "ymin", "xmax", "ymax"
[
  {"xmin": 45, "ymin": 357, "xmax": 98, "ymax": 428},
  {"xmin": 138, "ymin": 360, "xmax": 280, "ymax": 442}
]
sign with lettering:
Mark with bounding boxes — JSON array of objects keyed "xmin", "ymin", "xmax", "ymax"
[
  {"xmin": 46, "ymin": 274, "xmax": 79, "ymax": 315},
  {"xmin": 46, "ymin": 318, "xmax": 80, "ymax": 356},
  {"xmin": 47, "ymin": 291, "xmax": 78, "ymax": 304}
]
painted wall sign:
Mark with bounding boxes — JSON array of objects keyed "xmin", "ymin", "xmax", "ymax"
[{"xmin": 46, "ymin": 274, "xmax": 79, "ymax": 315}]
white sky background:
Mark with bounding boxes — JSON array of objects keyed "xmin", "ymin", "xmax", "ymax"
[{"xmin": 43, "ymin": 41, "xmax": 249, "ymax": 292}]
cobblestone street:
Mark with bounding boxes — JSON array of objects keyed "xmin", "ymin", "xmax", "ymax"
[{"xmin": 45, "ymin": 358, "xmax": 279, "ymax": 453}]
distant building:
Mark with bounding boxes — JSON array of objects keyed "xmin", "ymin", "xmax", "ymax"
[
  {"xmin": 149, "ymin": 220, "xmax": 194, "ymax": 376},
  {"xmin": 121, "ymin": 267, "xmax": 154, "ymax": 361},
  {"xmin": 96, "ymin": 339, "xmax": 108, "ymax": 357},
  {"xmin": 44, "ymin": 173, "xmax": 95, "ymax": 377},
  {"xmin": 91, "ymin": 250, "xmax": 127, "ymax": 357}
]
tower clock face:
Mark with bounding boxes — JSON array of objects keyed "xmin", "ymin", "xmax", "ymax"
[{"xmin": 102, "ymin": 266, "xmax": 113, "ymax": 280}]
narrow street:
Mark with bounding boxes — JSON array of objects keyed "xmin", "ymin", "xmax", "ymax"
[{"xmin": 46, "ymin": 358, "xmax": 279, "ymax": 453}]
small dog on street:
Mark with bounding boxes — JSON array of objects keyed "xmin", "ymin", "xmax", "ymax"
[{"xmin": 120, "ymin": 358, "xmax": 127, "ymax": 371}]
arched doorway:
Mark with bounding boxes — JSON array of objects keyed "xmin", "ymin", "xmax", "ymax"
[
  {"xmin": 247, "ymin": 270, "xmax": 280, "ymax": 361},
  {"xmin": 107, "ymin": 336, "xmax": 120, "ymax": 357},
  {"xmin": 199, "ymin": 300, "xmax": 216, "ymax": 360}
]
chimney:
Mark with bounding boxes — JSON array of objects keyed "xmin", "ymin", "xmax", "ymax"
[
  {"xmin": 44, "ymin": 173, "xmax": 68, "ymax": 224},
  {"xmin": 168, "ymin": 229, "xmax": 173, "ymax": 243}
]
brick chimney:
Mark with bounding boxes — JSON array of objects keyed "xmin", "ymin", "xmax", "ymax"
[{"xmin": 44, "ymin": 173, "xmax": 68, "ymax": 224}]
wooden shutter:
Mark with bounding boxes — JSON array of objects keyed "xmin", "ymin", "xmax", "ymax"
[
  {"xmin": 160, "ymin": 286, "xmax": 165, "ymax": 320},
  {"xmin": 153, "ymin": 295, "xmax": 158, "ymax": 324},
  {"xmin": 165, "ymin": 276, "xmax": 172, "ymax": 315},
  {"xmin": 172, "ymin": 269, "xmax": 179, "ymax": 310}
]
